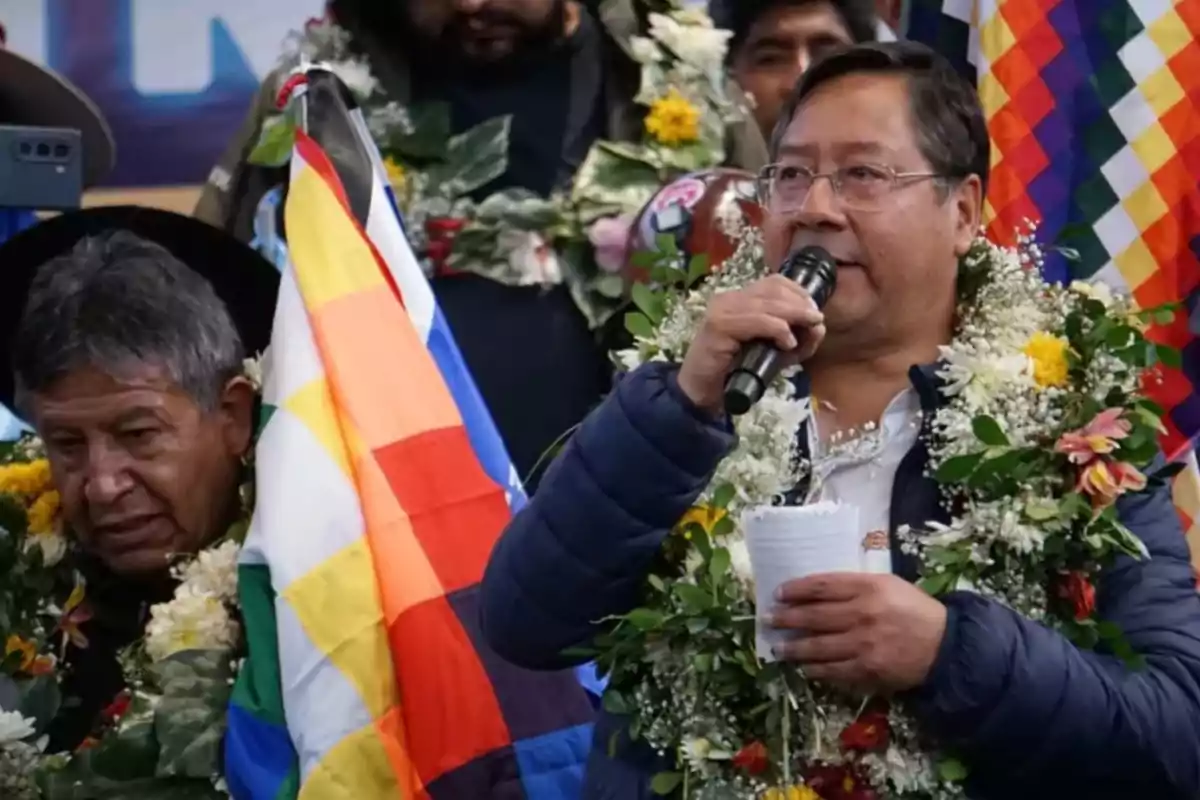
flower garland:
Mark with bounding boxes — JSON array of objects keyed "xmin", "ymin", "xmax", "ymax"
[
  {"xmin": 0, "ymin": 359, "xmax": 263, "ymax": 799},
  {"xmin": 248, "ymin": 1, "xmax": 747, "ymax": 329},
  {"xmin": 582, "ymin": 222, "xmax": 1179, "ymax": 798}
]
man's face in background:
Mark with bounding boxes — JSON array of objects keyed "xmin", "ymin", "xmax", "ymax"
[
  {"xmin": 405, "ymin": 0, "xmax": 568, "ymax": 65},
  {"xmin": 731, "ymin": 2, "xmax": 857, "ymax": 136}
]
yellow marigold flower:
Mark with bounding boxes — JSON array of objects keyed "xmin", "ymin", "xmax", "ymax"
[
  {"xmin": 5, "ymin": 635, "xmax": 36, "ymax": 672},
  {"xmin": 1023, "ymin": 331, "xmax": 1070, "ymax": 389},
  {"xmin": 763, "ymin": 787, "xmax": 820, "ymax": 800},
  {"xmin": 383, "ymin": 156, "xmax": 406, "ymax": 189},
  {"xmin": 645, "ymin": 89, "xmax": 700, "ymax": 146},
  {"xmin": 27, "ymin": 490, "xmax": 60, "ymax": 536},
  {"xmin": 676, "ymin": 504, "xmax": 727, "ymax": 538},
  {"xmin": 0, "ymin": 459, "xmax": 52, "ymax": 498}
]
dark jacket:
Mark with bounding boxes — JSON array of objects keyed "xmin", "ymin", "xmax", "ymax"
[{"xmin": 480, "ymin": 361, "xmax": 1200, "ymax": 799}]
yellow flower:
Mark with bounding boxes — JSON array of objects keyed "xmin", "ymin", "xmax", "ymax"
[
  {"xmin": 5, "ymin": 635, "xmax": 36, "ymax": 672},
  {"xmin": 0, "ymin": 460, "xmax": 52, "ymax": 498},
  {"xmin": 676, "ymin": 504, "xmax": 727, "ymax": 538},
  {"xmin": 1022, "ymin": 331, "xmax": 1070, "ymax": 388},
  {"xmin": 27, "ymin": 490, "xmax": 60, "ymax": 536},
  {"xmin": 645, "ymin": 89, "xmax": 700, "ymax": 146},
  {"xmin": 383, "ymin": 157, "xmax": 406, "ymax": 189},
  {"xmin": 763, "ymin": 787, "xmax": 821, "ymax": 800}
]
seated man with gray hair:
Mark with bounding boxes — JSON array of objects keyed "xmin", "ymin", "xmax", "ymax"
[{"xmin": 0, "ymin": 206, "xmax": 278, "ymax": 752}]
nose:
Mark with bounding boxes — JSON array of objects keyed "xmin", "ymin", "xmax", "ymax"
[
  {"xmin": 794, "ymin": 174, "xmax": 846, "ymax": 230},
  {"xmin": 453, "ymin": 0, "xmax": 488, "ymax": 11},
  {"xmin": 82, "ymin": 449, "xmax": 135, "ymax": 507}
]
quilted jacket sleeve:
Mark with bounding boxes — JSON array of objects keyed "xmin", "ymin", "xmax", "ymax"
[
  {"xmin": 911, "ymin": 471, "xmax": 1200, "ymax": 796},
  {"xmin": 480, "ymin": 361, "xmax": 737, "ymax": 670}
]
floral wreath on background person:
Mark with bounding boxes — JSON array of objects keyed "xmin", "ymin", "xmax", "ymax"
[
  {"xmin": 0, "ymin": 359, "xmax": 263, "ymax": 800},
  {"xmin": 247, "ymin": 0, "xmax": 748, "ymax": 330},
  {"xmin": 577, "ymin": 219, "xmax": 1183, "ymax": 798}
]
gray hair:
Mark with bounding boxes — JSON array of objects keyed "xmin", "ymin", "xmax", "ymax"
[{"xmin": 12, "ymin": 230, "xmax": 245, "ymax": 414}]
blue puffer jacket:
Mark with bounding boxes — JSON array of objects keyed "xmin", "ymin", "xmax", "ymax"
[{"xmin": 480, "ymin": 361, "xmax": 1200, "ymax": 799}]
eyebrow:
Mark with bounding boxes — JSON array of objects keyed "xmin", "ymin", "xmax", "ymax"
[{"xmin": 775, "ymin": 141, "xmax": 892, "ymax": 159}]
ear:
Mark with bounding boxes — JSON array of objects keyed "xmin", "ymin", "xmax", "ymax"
[
  {"xmin": 950, "ymin": 174, "xmax": 983, "ymax": 257},
  {"xmin": 217, "ymin": 376, "xmax": 256, "ymax": 458}
]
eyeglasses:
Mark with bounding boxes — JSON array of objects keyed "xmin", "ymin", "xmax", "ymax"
[{"xmin": 756, "ymin": 163, "xmax": 943, "ymax": 212}]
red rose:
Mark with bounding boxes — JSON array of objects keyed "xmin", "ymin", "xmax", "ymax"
[
  {"xmin": 102, "ymin": 690, "xmax": 132, "ymax": 723},
  {"xmin": 732, "ymin": 740, "xmax": 769, "ymax": 775},
  {"xmin": 1058, "ymin": 571, "xmax": 1096, "ymax": 621},
  {"xmin": 425, "ymin": 217, "xmax": 467, "ymax": 239},
  {"xmin": 806, "ymin": 764, "xmax": 878, "ymax": 800},
  {"xmin": 839, "ymin": 709, "xmax": 890, "ymax": 752}
]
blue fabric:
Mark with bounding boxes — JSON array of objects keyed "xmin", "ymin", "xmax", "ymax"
[
  {"xmin": 224, "ymin": 705, "xmax": 294, "ymax": 800},
  {"xmin": 480, "ymin": 360, "xmax": 1200, "ymax": 799},
  {"xmin": 0, "ymin": 210, "xmax": 39, "ymax": 442},
  {"xmin": 513, "ymin": 724, "xmax": 594, "ymax": 799}
]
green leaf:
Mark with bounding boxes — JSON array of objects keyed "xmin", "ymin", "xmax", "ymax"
[
  {"xmin": 1155, "ymin": 344, "xmax": 1182, "ymax": 369},
  {"xmin": 1023, "ymin": 497, "xmax": 1060, "ymax": 522},
  {"xmin": 686, "ymin": 254, "xmax": 710, "ymax": 285},
  {"xmin": 572, "ymin": 144, "xmax": 660, "ymax": 210},
  {"xmin": 18, "ymin": 674, "xmax": 62, "ymax": 735},
  {"xmin": 384, "ymin": 102, "xmax": 453, "ymax": 160},
  {"xmin": 711, "ymin": 483, "xmax": 737, "ymax": 509},
  {"xmin": 654, "ymin": 233, "xmax": 679, "ymax": 255},
  {"xmin": 650, "ymin": 771, "xmax": 684, "ymax": 795},
  {"xmin": 626, "ymin": 608, "xmax": 666, "ymax": 631},
  {"xmin": 1148, "ymin": 461, "xmax": 1186, "ymax": 483},
  {"xmin": 602, "ymin": 690, "xmax": 631, "ymax": 715},
  {"xmin": 630, "ymin": 282, "xmax": 665, "ymax": 323},
  {"xmin": 918, "ymin": 571, "xmax": 956, "ymax": 596},
  {"xmin": 971, "ymin": 415, "xmax": 1009, "ymax": 446},
  {"xmin": 674, "ymin": 582, "xmax": 713, "ymax": 612},
  {"xmin": 938, "ymin": 757, "xmax": 969, "ymax": 782},
  {"xmin": 246, "ymin": 114, "xmax": 296, "ymax": 167},
  {"xmin": 647, "ymin": 574, "xmax": 666, "ymax": 593},
  {"xmin": 686, "ymin": 616, "xmax": 710, "ymax": 634},
  {"xmin": 151, "ymin": 648, "xmax": 236, "ymax": 778},
  {"xmin": 709, "ymin": 547, "xmax": 731, "ymax": 584},
  {"xmin": 935, "ymin": 453, "xmax": 983, "ymax": 483},
  {"xmin": 426, "ymin": 116, "xmax": 511, "ymax": 198},
  {"xmin": 624, "ymin": 311, "xmax": 655, "ymax": 339}
]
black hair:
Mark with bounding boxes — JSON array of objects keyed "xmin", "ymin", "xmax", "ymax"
[{"xmin": 769, "ymin": 40, "xmax": 990, "ymax": 198}]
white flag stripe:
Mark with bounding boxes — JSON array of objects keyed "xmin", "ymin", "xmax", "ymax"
[
  {"xmin": 252, "ymin": 406, "xmax": 365, "ymax": 588},
  {"xmin": 363, "ymin": 169, "xmax": 437, "ymax": 344},
  {"xmin": 274, "ymin": 599, "xmax": 375, "ymax": 780}
]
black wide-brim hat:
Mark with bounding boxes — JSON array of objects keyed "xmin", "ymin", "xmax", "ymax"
[
  {"xmin": 0, "ymin": 46, "xmax": 116, "ymax": 188},
  {"xmin": 0, "ymin": 206, "xmax": 280, "ymax": 409}
]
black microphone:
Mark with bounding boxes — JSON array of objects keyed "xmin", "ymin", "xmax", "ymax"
[{"xmin": 723, "ymin": 245, "xmax": 837, "ymax": 416}]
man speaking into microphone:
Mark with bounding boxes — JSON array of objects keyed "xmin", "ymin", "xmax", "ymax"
[{"xmin": 481, "ymin": 41, "xmax": 1200, "ymax": 799}]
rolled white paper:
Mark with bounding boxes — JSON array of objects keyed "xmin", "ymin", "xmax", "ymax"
[{"xmin": 742, "ymin": 502, "xmax": 863, "ymax": 661}]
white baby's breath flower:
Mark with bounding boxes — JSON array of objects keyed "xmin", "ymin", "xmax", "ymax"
[
  {"xmin": 179, "ymin": 540, "xmax": 241, "ymax": 603},
  {"xmin": 327, "ymin": 58, "xmax": 378, "ymax": 98},
  {"xmin": 726, "ymin": 538, "xmax": 754, "ymax": 587},
  {"xmin": 1069, "ymin": 279, "xmax": 1115, "ymax": 307},
  {"xmin": 0, "ymin": 712, "xmax": 35, "ymax": 744},
  {"xmin": 647, "ymin": 12, "xmax": 730, "ymax": 75},
  {"xmin": 144, "ymin": 585, "xmax": 239, "ymax": 662},
  {"xmin": 25, "ymin": 530, "xmax": 66, "ymax": 567},
  {"xmin": 629, "ymin": 36, "xmax": 661, "ymax": 65}
]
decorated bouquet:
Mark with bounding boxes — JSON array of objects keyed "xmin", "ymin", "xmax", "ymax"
[
  {"xmin": 578, "ymin": 222, "xmax": 1180, "ymax": 798},
  {"xmin": 248, "ymin": 0, "xmax": 748, "ymax": 328}
]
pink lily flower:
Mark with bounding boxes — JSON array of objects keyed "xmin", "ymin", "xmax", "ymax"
[
  {"xmin": 1077, "ymin": 458, "xmax": 1147, "ymax": 506},
  {"xmin": 1055, "ymin": 408, "xmax": 1131, "ymax": 465}
]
